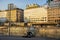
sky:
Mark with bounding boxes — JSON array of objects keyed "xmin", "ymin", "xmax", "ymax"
[{"xmin": 0, "ymin": 0, "xmax": 47, "ymax": 10}]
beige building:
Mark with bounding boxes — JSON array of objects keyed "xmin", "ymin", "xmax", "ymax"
[
  {"xmin": 0, "ymin": 11, "xmax": 8, "ymax": 22},
  {"xmin": 24, "ymin": 4, "xmax": 48, "ymax": 23},
  {"xmin": 6, "ymin": 8, "xmax": 24, "ymax": 22},
  {"xmin": 48, "ymin": 0, "xmax": 60, "ymax": 23},
  {"xmin": 47, "ymin": 7, "xmax": 60, "ymax": 23},
  {"xmin": 0, "ymin": 11, "xmax": 7, "ymax": 18},
  {"xmin": 24, "ymin": 4, "xmax": 60, "ymax": 24},
  {"xmin": 0, "ymin": 8, "xmax": 24, "ymax": 22}
]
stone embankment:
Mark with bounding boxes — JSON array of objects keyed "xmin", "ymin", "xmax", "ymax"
[{"xmin": 0, "ymin": 26, "xmax": 60, "ymax": 38}]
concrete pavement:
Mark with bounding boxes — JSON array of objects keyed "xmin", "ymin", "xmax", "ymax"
[{"xmin": 0, "ymin": 36, "xmax": 59, "ymax": 40}]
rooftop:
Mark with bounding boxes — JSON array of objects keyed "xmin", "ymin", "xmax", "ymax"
[{"xmin": 26, "ymin": 4, "xmax": 40, "ymax": 9}]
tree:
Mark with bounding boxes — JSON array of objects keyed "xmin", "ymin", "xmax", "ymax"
[{"xmin": 47, "ymin": 0, "xmax": 53, "ymax": 3}]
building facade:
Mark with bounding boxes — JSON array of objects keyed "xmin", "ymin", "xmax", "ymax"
[
  {"xmin": 0, "ymin": 8, "xmax": 24, "ymax": 22},
  {"xmin": 0, "ymin": 11, "xmax": 7, "ymax": 18},
  {"xmin": 7, "ymin": 8, "xmax": 24, "ymax": 22},
  {"xmin": 24, "ymin": 3, "xmax": 60, "ymax": 24},
  {"xmin": 47, "ymin": 0, "xmax": 60, "ymax": 23},
  {"xmin": 47, "ymin": 7, "xmax": 60, "ymax": 23},
  {"xmin": 0, "ymin": 11, "xmax": 8, "ymax": 22},
  {"xmin": 24, "ymin": 4, "xmax": 48, "ymax": 23}
]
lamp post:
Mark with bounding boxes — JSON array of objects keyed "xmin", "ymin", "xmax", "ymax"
[{"xmin": 8, "ymin": 4, "xmax": 12, "ymax": 36}]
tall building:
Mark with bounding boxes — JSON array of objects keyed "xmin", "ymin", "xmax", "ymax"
[
  {"xmin": 47, "ymin": 0, "xmax": 53, "ymax": 4},
  {"xmin": 48, "ymin": 0, "xmax": 60, "ymax": 8},
  {"xmin": 8, "ymin": 3, "xmax": 16, "ymax": 10},
  {"xmin": 7, "ymin": 4, "xmax": 24, "ymax": 22},
  {"xmin": 0, "ymin": 8, "xmax": 24, "ymax": 22},
  {"xmin": 7, "ymin": 8, "xmax": 24, "ymax": 22},
  {"xmin": 47, "ymin": 0, "xmax": 60, "ymax": 23}
]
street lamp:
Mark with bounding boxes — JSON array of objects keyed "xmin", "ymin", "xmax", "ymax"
[{"xmin": 8, "ymin": 4, "xmax": 12, "ymax": 36}]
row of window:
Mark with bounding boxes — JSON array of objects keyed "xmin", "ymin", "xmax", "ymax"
[
  {"xmin": 48, "ymin": 20, "xmax": 60, "ymax": 23},
  {"xmin": 30, "ymin": 17, "xmax": 47, "ymax": 19},
  {"xmin": 30, "ymin": 20, "xmax": 46, "ymax": 21}
]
